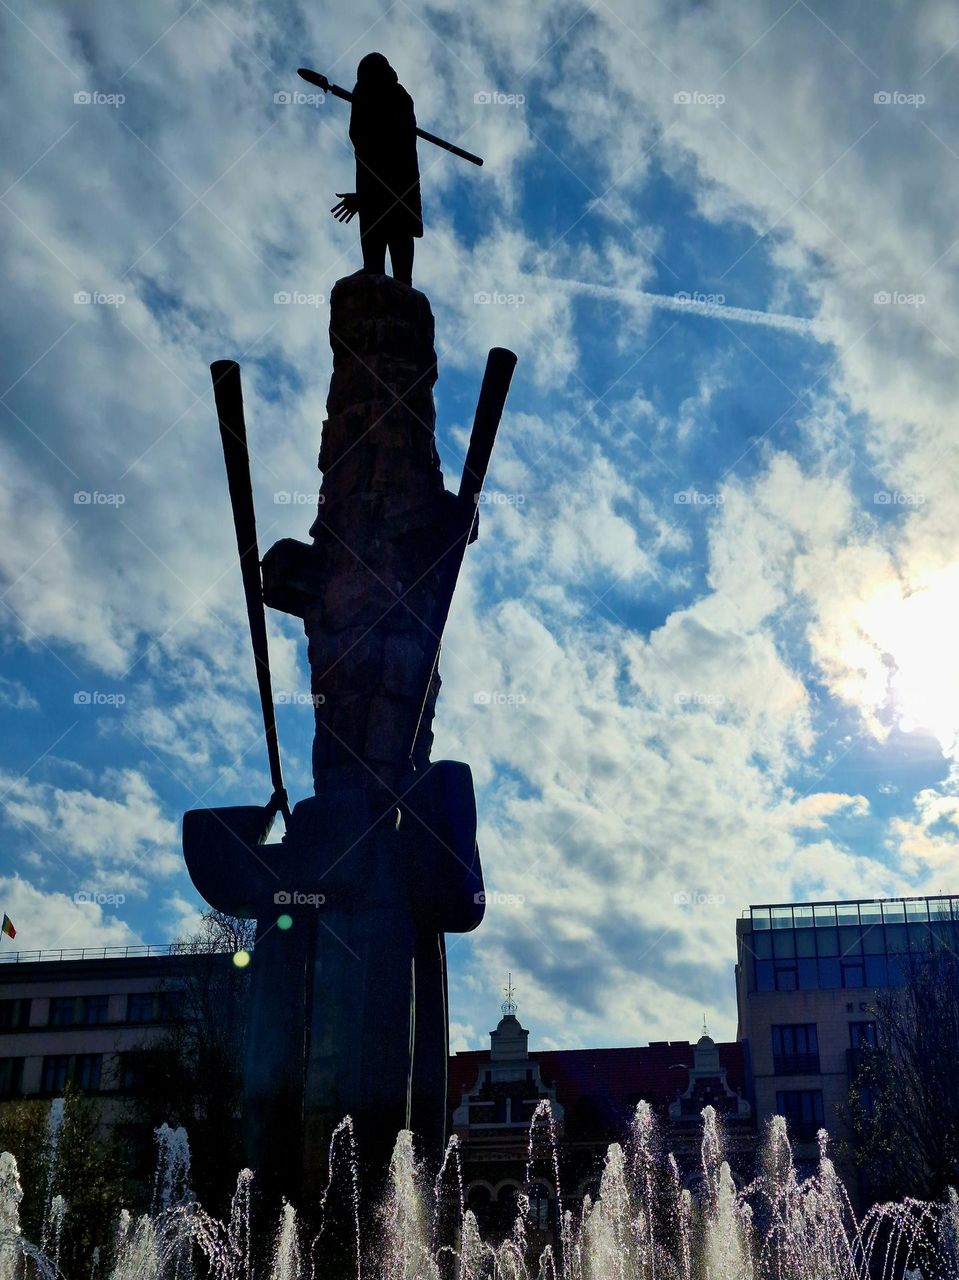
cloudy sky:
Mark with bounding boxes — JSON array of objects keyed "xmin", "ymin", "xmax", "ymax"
[{"xmin": 2, "ymin": 0, "xmax": 958, "ymax": 1051}]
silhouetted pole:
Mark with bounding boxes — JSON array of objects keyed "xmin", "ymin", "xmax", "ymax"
[{"xmin": 297, "ymin": 68, "xmax": 484, "ymax": 167}]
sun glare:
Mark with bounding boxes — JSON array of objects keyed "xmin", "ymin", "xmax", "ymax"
[{"xmin": 856, "ymin": 565, "xmax": 959, "ymax": 753}]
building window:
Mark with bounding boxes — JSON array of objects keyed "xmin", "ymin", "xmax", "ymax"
[
  {"xmin": 158, "ymin": 990, "xmax": 185, "ymax": 1022},
  {"xmin": 41, "ymin": 1053, "xmax": 103, "ymax": 1094},
  {"xmin": 82, "ymin": 995, "xmax": 110, "ymax": 1025},
  {"xmin": 527, "ymin": 1184, "xmax": 552, "ymax": 1231},
  {"xmin": 126, "ymin": 993, "xmax": 156, "ymax": 1023},
  {"xmin": 858, "ymin": 1085, "xmax": 877, "ymax": 1118},
  {"xmin": 772, "ymin": 1024, "xmax": 820, "ymax": 1074},
  {"xmin": 74, "ymin": 1054, "xmax": 102, "ymax": 1090},
  {"xmin": 849, "ymin": 1021, "xmax": 877, "ymax": 1049},
  {"xmin": 0, "ymin": 999, "xmax": 31, "ymax": 1031},
  {"xmin": 41, "ymin": 1055, "xmax": 71, "ymax": 1094},
  {"xmin": 776, "ymin": 1089, "xmax": 824, "ymax": 1141},
  {"xmin": 841, "ymin": 961, "xmax": 866, "ymax": 989},
  {"xmin": 0, "ymin": 1058, "xmax": 24, "ymax": 1099},
  {"xmin": 750, "ymin": 898, "xmax": 959, "ymax": 994},
  {"xmin": 49, "ymin": 996, "xmax": 75, "ymax": 1026}
]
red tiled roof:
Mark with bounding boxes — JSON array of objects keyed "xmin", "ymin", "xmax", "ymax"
[{"xmin": 448, "ymin": 1040, "xmax": 745, "ymax": 1115}]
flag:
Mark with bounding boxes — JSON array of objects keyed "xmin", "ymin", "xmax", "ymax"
[{"xmin": 1, "ymin": 914, "xmax": 15, "ymax": 940}]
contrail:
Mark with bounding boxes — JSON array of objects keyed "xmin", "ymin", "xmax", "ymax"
[{"xmin": 534, "ymin": 275, "xmax": 826, "ymax": 340}]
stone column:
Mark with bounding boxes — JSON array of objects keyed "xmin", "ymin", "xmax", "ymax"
[{"xmin": 305, "ymin": 273, "xmax": 454, "ymax": 790}]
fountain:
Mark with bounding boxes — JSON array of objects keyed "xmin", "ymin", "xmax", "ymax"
[{"xmin": 1, "ymin": 1100, "xmax": 957, "ymax": 1279}]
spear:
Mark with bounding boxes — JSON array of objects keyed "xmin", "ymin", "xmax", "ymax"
[{"xmin": 297, "ymin": 68, "xmax": 484, "ymax": 167}]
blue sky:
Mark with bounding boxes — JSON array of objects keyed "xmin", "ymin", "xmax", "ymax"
[{"xmin": 2, "ymin": 0, "xmax": 958, "ymax": 1050}]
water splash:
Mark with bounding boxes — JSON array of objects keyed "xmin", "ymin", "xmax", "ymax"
[
  {"xmin": 152, "ymin": 1124, "xmax": 192, "ymax": 1215},
  {"xmin": 2, "ymin": 1102, "xmax": 959, "ymax": 1279},
  {"xmin": 40, "ymin": 1097, "xmax": 65, "ymax": 1256},
  {"xmin": 270, "ymin": 1203, "xmax": 300, "ymax": 1280}
]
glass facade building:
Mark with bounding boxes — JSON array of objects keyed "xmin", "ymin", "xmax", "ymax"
[{"xmin": 742, "ymin": 895, "xmax": 959, "ymax": 994}]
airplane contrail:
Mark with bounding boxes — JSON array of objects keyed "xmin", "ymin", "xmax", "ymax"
[{"xmin": 534, "ymin": 276, "xmax": 827, "ymax": 340}]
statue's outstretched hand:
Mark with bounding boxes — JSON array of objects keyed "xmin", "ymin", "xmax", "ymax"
[{"xmin": 331, "ymin": 193, "xmax": 359, "ymax": 223}]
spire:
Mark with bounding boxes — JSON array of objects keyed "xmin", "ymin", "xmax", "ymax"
[{"xmin": 501, "ymin": 971, "xmax": 517, "ymax": 1016}]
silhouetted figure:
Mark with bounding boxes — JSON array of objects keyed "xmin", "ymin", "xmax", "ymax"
[{"xmin": 330, "ymin": 53, "xmax": 422, "ymax": 286}]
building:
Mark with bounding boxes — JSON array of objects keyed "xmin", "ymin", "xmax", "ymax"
[
  {"xmin": 449, "ymin": 996, "xmax": 752, "ymax": 1240},
  {"xmin": 0, "ymin": 944, "xmax": 215, "ymax": 1108},
  {"xmin": 735, "ymin": 893, "xmax": 958, "ymax": 1177},
  {"xmin": 4, "ymin": 889, "xmax": 955, "ymax": 1214}
]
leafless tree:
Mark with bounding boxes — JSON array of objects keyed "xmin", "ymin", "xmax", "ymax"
[{"xmin": 848, "ymin": 947, "xmax": 959, "ymax": 1202}]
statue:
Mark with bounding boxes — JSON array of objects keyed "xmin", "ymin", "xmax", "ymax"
[
  {"xmin": 182, "ymin": 250, "xmax": 515, "ymax": 1212},
  {"xmin": 298, "ymin": 55, "xmax": 483, "ymax": 286}
]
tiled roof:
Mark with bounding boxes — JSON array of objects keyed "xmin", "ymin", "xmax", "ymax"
[{"xmin": 448, "ymin": 1040, "xmax": 745, "ymax": 1116}]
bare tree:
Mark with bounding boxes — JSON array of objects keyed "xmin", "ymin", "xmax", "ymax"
[
  {"xmin": 124, "ymin": 909, "xmax": 255, "ymax": 1210},
  {"xmin": 848, "ymin": 947, "xmax": 959, "ymax": 1202}
]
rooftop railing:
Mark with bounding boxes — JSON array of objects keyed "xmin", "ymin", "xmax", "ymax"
[{"xmin": 0, "ymin": 944, "xmax": 193, "ymax": 965}]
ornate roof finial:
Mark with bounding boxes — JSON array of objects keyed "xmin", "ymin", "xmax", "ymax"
[
  {"xmin": 702, "ymin": 1012, "xmax": 709, "ymax": 1038},
  {"xmin": 502, "ymin": 971, "xmax": 517, "ymax": 1016}
]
